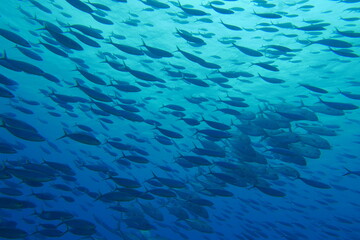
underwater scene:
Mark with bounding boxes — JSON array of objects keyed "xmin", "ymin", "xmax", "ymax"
[{"xmin": 0, "ymin": 0, "xmax": 359, "ymax": 239}]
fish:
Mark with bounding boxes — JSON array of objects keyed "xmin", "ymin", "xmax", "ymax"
[
  {"xmin": 0, "ymin": 28, "xmax": 31, "ymax": 47},
  {"xmin": 141, "ymin": 39, "xmax": 173, "ymax": 58},
  {"xmin": 252, "ymin": 62, "xmax": 279, "ymax": 72},
  {"xmin": 57, "ymin": 130, "xmax": 101, "ymax": 145},
  {"xmin": 177, "ymin": 1, "xmax": 208, "ymax": 16},
  {"xmin": 220, "ymin": 20, "xmax": 242, "ymax": 31},
  {"xmin": 232, "ymin": 43, "xmax": 263, "ymax": 57},
  {"xmin": 68, "ymin": 24, "xmax": 104, "ymax": 39},
  {"xmin": 253, "ymin": 11, "xmax": 282, "ymax": 19},
  {"xmin": 69, "ymin": 30, "xmax": 101, "ymax": 48},
  {"xmin": 0, "ymin": 86, "xmax": 14, "ymax": 98},
  {"xmin": 66, "ymin": 0, "xmax": 94, "ymax": 13},
  {"xmin": 108, "ymin": 38, "xmax": 143, "ymax": 56},
  {"xmin": 298, "ymin": 177, "xmax": 331, "ymax": 189},
  {"xmin": 140, "ymin": 0, "xmax": 170, "ymax": 9},
  {"xmin": 319, "ymin": 98, "xmax": 358, "ymax": 110},
  {"xmin": 209, "ymin": 3, "xmax": 234, "ymax": 14},
  {"xmin": 299, "ymin": 83, "xmax": 328, "ymax": 93},
  {"xmin": 45, "ymin": 27, "xmax": 84, "ymax": 51},
  {"xmin": 15, "ymin": 46, "xmax": 43, "ymax": 61},
  {"xmin": 310, "ymin": 39, "xmax": 352, "ymax": 48},
  {"xmin": 258, "ymin": 73, "xmax": 285, "ymax": 84},
  {"xmin": 176, "ymin": 29, "xmax": 206, "ymax": 46},
  {"xmin": 0, "ymin": 227, "xmax": 27, "ymax": 239}
]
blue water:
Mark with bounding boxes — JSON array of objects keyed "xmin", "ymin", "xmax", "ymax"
[{"xmin": 0, "ymin": 0, "xmax": 359, "ymax": 239}]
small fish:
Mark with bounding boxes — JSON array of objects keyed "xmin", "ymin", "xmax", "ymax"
[
  {"xmin": 0, "ymin": 28, "xmax": 30, "ymax": 47},
  {"xmin": 319, "ymin": 98, "xmax": 358, "ymax": 110},
  {"xmin": 177, "ymin": 1, "xmax": 208, "ymax": 16},
  {"xmin": 57, "ymin": 130, "xmax": 101, "ymax": 145}
]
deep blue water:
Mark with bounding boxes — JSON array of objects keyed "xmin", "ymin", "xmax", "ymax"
[{"xmin": 0, "ymin": 0, "xmax": 359, "ymax": 239}]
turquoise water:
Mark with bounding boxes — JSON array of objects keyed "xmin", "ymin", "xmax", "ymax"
[{"xmin": 0, "ymin": 0, "xmax": 359, "ymax": 239}]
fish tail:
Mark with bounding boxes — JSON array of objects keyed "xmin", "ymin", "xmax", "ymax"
[
  {"xmin": 107, "ymin": 79, "xmax": 114, "ymax": 86},
  {"xmin": 1, "ymin": 50, "xmax": 7, "ymax": 60},
  {"xmin": 103, "ymin": 174, "xmax": 112, "ymax": 180},
  {"xmin": 94, "ymin": 192, "xmax": 102, "ymax": 201},
  {"xmin": 176, "ymin": 151, "xmax": 183, "ymax": 158},
  {"xmin": 71, "ymin": 65, "xmax": 79, "ymax": 72},
  {"xmin": 343, "ymin": 167, "xmax": 352, "ymax": 176},
  {"xmin": 228, "ymin": 43, "xmax": 235, "ymax": 48},
  {"xmin": 100, "ymin": 56, "xmax": 108, "ymax": 63},
  {"xmin": 0, "ymin": 160, "xmax": 6, "ymax": 171},
  {"xmin": 56, "ymin": 129, "xmax": 68, "ymax": 140},
  {"xmin": 40, "ymin": 158, "xmax": 47, "ymax": 165},
  {"xmin": 299, "ymin": 99, "xmax": 305, "ymax": 108},
  {"xmin": 317, "ymin": 97, "xmax": 324, "ymax": 104},
  {"xmin": 30, "ymin": 210, "xmax": 37, "ymax": 219},
  {"xmin": 29, "ymin": 13, "xmax": 37, "ymax": 21},
  {"xmin": 121, "ymin": 60, "xmax": 127, "ymax": 68},
  {"xmin": 106, "ymin": 36, "xmax": 113, "ymax": 44},
  {"xmin": 260, "ymin": 131, "xmax": 269, "ymax": 142},
  {"xmin": 288, "ymin": 125, "xmax": 293, "ymax": 132},
  {"xmin": 304, "ymin": 40, "xmax": 313, "ymax": 47},
  {"xmin": 212, "ymin": 106, "xmax": 219, "ymax": 112},
  {"xmin": 229, "ymin": 119, "xmax": 235, "ymax": 127}
]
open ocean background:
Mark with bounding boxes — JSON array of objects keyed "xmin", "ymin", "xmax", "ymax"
[{"xmin": 0, "ymin": 0, "xmax": 359, "ymax": 239}]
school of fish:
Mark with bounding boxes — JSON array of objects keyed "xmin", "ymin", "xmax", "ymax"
[{"xmin": 0, "ymin": 0, "xmax": 359, "ymax": 239}]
